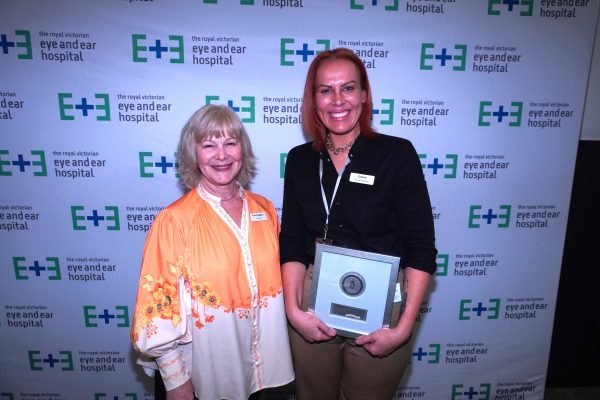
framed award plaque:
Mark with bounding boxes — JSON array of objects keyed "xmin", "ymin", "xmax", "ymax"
[{"xmin": 308, "ymin": 243, "xmax": 402, "ymax": 338}]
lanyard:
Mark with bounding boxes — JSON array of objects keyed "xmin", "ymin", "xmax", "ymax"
[{"xmin": 319, "ymin": 157, "xmax": 349, "ymax": 240}]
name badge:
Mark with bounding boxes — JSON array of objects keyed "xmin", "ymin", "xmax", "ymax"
[
  {"xmin": 349, "ymin": 172, "xmax": 375, "ymax": 185},
  {"xmin": 250, "ymin": 212, "xmax": 267, "ymax": 221}
]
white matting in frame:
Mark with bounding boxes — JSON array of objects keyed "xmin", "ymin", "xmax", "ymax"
[{"xmin": 308, "ymin": 243, "xmax": 401, "ymax": 338}]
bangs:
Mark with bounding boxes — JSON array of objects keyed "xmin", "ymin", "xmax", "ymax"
[{"xmin": 193, "ymin": 107, "xmax": 243, "ymax": 142}]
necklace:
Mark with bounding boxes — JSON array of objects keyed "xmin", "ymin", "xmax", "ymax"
[
  {"xmin": 325, "ymin": 133, "xmax": 355, "ymax": 156},
  {"xmin": 199, "ymin": 181, "xmax": 239, "ymax": 202},
  {"xmin": 220, "ymin": 192, "xmax": 238, "ymax": 202}
]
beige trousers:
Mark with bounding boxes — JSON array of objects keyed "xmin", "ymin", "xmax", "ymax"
[{"xmin": 288, "ymin": 265, "xmax": 412, "ymax": 400}]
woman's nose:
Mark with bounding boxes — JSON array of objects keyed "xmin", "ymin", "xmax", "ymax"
[
  {"xmin": 332, "ymin": 90, "xmax": 344, "ymax": 105},
  {"xmin": 216, "ymin": 145, "xmax": 226, "ymax": 159}
]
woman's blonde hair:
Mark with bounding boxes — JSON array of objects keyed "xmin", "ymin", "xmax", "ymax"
[{"xmin": 177, "ymin": 104, "xmax": 256, "ymax": 189}]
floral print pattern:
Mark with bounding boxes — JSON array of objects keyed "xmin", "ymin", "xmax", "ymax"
[{"xmin": 132, "ymin": 250, "xmax": 282, "ymax": 341}]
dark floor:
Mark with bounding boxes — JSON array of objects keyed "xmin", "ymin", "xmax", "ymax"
[
  {"xmin": 157, "ymin": 375, "xmax": 600, "ymax": 399},
  {"xmin": 544, "ymin": 387, "xmax": 600, "ymax": 400},
  {"xmin": 254, "ymin": 385, "xmax": 600, "ymax": 400}
]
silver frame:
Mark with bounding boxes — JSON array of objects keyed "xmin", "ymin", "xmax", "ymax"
[{"xmin": 308, "ymin": 243, "xmax": 401, "ymax": 338}]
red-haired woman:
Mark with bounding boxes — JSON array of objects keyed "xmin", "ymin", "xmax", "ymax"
[{"xmin": 280, "ymin": 48, "xmax": 437, "ymax": 399}]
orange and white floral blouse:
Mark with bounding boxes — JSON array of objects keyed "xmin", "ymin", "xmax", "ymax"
[{"xmin": 131, "ymin": 186, "xmax": 294, "ymax": 399}]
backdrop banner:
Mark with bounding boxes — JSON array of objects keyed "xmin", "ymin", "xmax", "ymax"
[{"xmin": 1, "ymin": 1, "xmax": 598, "ymax": 399}]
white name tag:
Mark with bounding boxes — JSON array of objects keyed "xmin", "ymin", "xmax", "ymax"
[
  {"xmin": 349, "ymin": 172, "xmax": 375, "ymax": 185},
  {"xmin": 250, "ymin": 212, "xmax": 267, "ymax": 221}
]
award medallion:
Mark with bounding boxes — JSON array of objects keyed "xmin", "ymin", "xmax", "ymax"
[{"xmin": 340, "ymin": 272, "xmax": 366, "ymax": 297}]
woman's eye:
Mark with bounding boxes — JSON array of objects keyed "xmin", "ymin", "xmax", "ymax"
[
  {"xmin": 319, "ymin": 88, "xmax": 332, "ymax": 94},
  {"xmin": 201, "ymin": 143, "xmax": 214, "ymax": 149},
  {"xmin": 343, "ymin": 86, "xmax": 354, "ymax": 92}
]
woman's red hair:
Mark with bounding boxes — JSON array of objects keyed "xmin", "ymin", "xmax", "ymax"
[{"xmin": 301, "ymin": 48, "xmax": 376, "ymax": 151}]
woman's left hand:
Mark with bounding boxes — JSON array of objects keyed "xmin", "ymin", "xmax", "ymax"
[
  {"xmin": 355, "ymin": 327, "xmax": 410, "ymax": 357},
  {"xmin": 357, "ymin": 267, "xmax": 431, "ymax": 357}
]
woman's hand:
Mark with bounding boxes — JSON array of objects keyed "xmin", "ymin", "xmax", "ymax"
[
  {"xmin": 282, "ymin": 261, "xmax": 336, "ymax": 343},
  {"xmin": 166, "ymin": 379, "xmax": 194, "ymax": 400},
  {"xmin": 288, "ymin": 308, "xmax": 336, "ymax": 343},
  {"xmin": 355, "ymin": 327, "xmax": 410, "ymax": 357},
  {"xmin": 357, "ymin": 267, "xmax": 431, "ymax": 357}
]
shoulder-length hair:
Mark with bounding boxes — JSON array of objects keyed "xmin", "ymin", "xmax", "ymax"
[
  {"xmin": 177, "ymin": 104, "xmax": 256, "ymax": 189},
  {"xmin": 301, "ymin": 47, "xmax": 377, "ymax": 151}
]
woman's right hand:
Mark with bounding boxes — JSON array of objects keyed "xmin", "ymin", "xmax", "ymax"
[
  {"xmin": 288, "ymin": 308, "xmax": 336, "ymax": 343},
  {"xmin": 282, "ymin": 261, "xmax": 336, "ymax": 343},
  {"xmin": 166, "ymin": 379, "xmax": 194, "ymax": 400}
]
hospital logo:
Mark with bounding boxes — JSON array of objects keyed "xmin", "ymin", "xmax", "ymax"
[
  {"xmin": 13, "ymin": 256, "xmax": 61, "ymax": 280},
  {"xmin": 59, "ymin": 93, "xmax": 110, "ymax": 121},
  {"xmin": 372, "ymin": 98, "xmax": 394, "ymax": 125},
  {"xmin": 28, "ymin": 350, "xmax": 74, "ymax": 371},
  {"xmin": 206, "ymin": 95, "xmax": 255, "ymax": 123},
  {"xmin": 412, "ymin": 344, "xmax": 441, "ymax": 364},
  {"xmin": 420, "ymin": 43, "xmax": 467, "ymax": 71},
  {"xmin": 0, "ymin": 30, "xmax": 32, "ymax": 59},
  {"xmin": 84, "ymin": 306, "xmax": 130, "ymax": 328},
  {"xmin": 280, "ymin": 38, "xmax": 331, "ymax": 66},
  {"xmin": 202, "ymin": 0, "xmax": 254, "ymax": 3},
  {"xmin": 139, "ymin": 152, "xmax": 178, "ymax": 178},
  {"xmin": 71, "ymin": 206, "xmax": 120, "ymax": 231},
  {"xmin": 350, "ymin": 0, "xmax": 399, "ymax": 11},
  {"xmin": 488, "ymin": 0, "xmax": 533, "ymax": 16},
  {"xmin": 459, "ymin": 298, "xmax": 501, "ymax": 320},
  {"xmin": 436, "ymin": 254, "xmax": 449, "ymax": 276},
  {"xmin": 452, "ymin": 383, "xmax": 492, "ymax": 400},
  {"xmin": 419, "ymin": 154, "xmax": 458, "ymax": 178},
  {"xmin": 468, "ymin": 205, "xmax": 511, "ymax": 228},
  {"xmin": 478, "ymin": 101, "xmax": 522, "ymax": 126},
  {"xmin": 95, "ymin": 394, "xmax": 139, "ymax": 400},
  {"xmin": 0, "ymin": 150, "xmax": 47, "ymax": 176},
  {"xmin": 132, "ymin": 34, "xmax": 184, "ymax": 63}
]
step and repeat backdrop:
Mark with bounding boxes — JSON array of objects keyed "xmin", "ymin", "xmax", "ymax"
[{"xmin": 1, "ymin": 1, "xmax": 598, "ymax": 399}]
